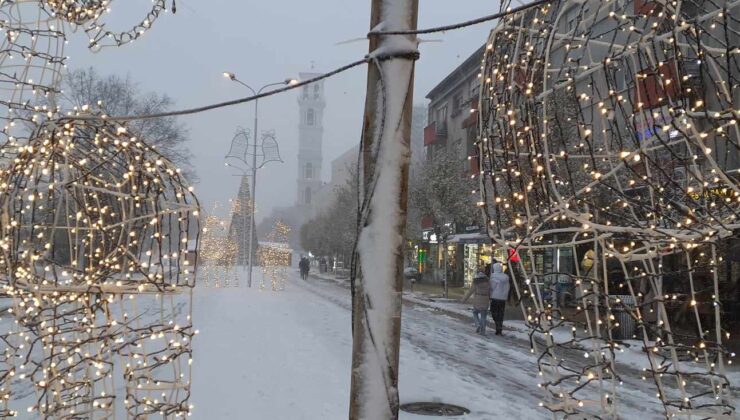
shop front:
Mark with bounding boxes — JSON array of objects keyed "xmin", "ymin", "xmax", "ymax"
[{"xmin": 448, "ymin": 232, "xmax": 493, "ymax": 287}]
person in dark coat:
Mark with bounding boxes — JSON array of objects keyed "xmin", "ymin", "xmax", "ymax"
[{"xmin": 299, "ymin": 256, "xmax": 310, "ymax": 280}]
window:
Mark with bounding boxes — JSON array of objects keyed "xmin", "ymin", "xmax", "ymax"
[
  {"xmin": 313, "ymin": 84, "xmax": 320, "ymax": 99},
  {"xmin": 470, "ymin": 82, "xmax": 480, "ymax": 99},
  {"xmin": 305, "ymin": 187, "xmax": 312, "ymax": 205},
  {"xmin": 305, "ymin": 162, "xmax": 313, "ymax": 179},
  {"xmin": 307, "ymin": 108, "xmax": 315, "ymax": 126},
  {"xmin": 302, "ymin": 86, "xmax": 309, "ymax": 99},
  {"xmin": 453, "ymin": 93, "xmax": 463, "ymax": 111},
  {"xmin": 437, "ymin": 105, "xmax": 447, "ymax": 123}
]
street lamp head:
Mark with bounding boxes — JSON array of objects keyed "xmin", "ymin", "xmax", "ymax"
[
  {"xmin": 223, "ymin": 72, "xmax": 236, "ymax": 80},
  {"xmin": 286, "ymin": 78, "xmax": 299, "ymax": 86}
]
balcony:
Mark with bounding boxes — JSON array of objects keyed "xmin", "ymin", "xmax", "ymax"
[
  {"xmin": 424, "ymin": 120, "xmax": 448, "ymax": 146},
  {"xmin": 635, "ymin": 59, "xmax": 681, "ymax": 109},
  {"xmin": 468, "ymin": 154, "xmax": 480, "ymax": 176},
  {"xmin": 635, "ymin": 58, "xmax": 704, "ymax": 110},
  {"xmin": 634, "ymin": 0, "xmax": 663, "ymax": 15}
]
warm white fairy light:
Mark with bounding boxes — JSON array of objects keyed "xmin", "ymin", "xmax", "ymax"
[
  {"xmin": 258, "ymin": 221, "xmax": 291, "ymax": 292},
  {"xmin": 199, "ymin": 202, "xmax": 238, "ymax": 288},
  {"xmin": 0, "ymin": 116, "xmax": 199, "ymax": 418},
  {"xmin": 0, "ymin": 1, "xmax": 187, "ymax": 417},
  {"xmin": 478, "ymin": 0, "xmax": 738, "ymax": 417}
]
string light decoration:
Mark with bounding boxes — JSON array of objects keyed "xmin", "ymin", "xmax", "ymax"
[
  {"xmin": 199, "ymin": 203, "xmax": 238, "ymax": 288},
  {"xmin": 257, "ymin": 221, "xmax": 291, "ymax": 291},
  {"xmin": 477, "ymin": 0, "xmax": 739, "ymax": 417},
  {"xmin": 0, "ymin": 115, "xmax": 199, "ymax": 417},
  {"xmin": 227, "ymin": 179, "xmax": 259, "ymax": 267},
  {"xmin": 0, "ymin": 0, "xmax": 176, "ymax": 164}
]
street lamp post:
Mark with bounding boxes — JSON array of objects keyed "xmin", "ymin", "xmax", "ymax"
[{"xmin": 223, "ymin": 73, "xmax": 297, "ymax": 288}]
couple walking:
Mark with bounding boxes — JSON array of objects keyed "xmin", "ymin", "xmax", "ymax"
[{"xmin": 462, "ymin": 262, "xmax": 510, "ymax": 336}]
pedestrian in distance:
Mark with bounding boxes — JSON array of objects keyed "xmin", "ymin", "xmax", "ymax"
[
  {"xmin": 299, "ymin": 256, "xmax": 310, "ymax": 280},
  {"xmin": 462, "ymin": 271, "xmax": 491, "ymax": 336},
  {"xmin": 489, "ymin": 262, "xmax": 510, "ymax": 336}
]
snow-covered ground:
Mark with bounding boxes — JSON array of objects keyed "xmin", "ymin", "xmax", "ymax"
[
  {"xmin": 191, "ymin": 269, "xmax": 740, "ymax": 419},
  {"xmin": 3, "ymin": 268, "xmax": 736, "ymax": 418},
  {"xmin": 191, "ymin": 269, "xmax": 544, "ymax": 419}
]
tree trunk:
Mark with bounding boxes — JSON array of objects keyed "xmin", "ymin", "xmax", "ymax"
[{"xmin": 349, "ymin": 0, "xmax": 418, "ymax": 418}]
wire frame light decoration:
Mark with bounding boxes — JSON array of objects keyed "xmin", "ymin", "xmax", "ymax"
[
  {"xmin": 0, "ymin": 0, "xmax": 176, "ymax": 163},
  {"xmin": 199, "ymin": 203, "xmax": 238, "ymax": 288},
  {"xmin": 225, "ymin": 128, "xmax": 283, "ymax": 172},
  {"xmin": 0, "ymin": 116, "xmax": 199, "ymax": 417},
  {"xmin": 0, "ymin": 1, "xmax": 186, "ymax": 416},
  {"xmin": 477, "ymin": 0, "xmax": 739, "ymax": 418},
  {"xmin": 258, "ymin": 221, "xmax": 291, "ymax": 292}
]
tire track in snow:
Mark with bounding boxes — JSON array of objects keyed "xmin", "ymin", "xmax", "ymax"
[{"xmin": 295, "ymin": 274, "xmax": 668, "ymax": 418}]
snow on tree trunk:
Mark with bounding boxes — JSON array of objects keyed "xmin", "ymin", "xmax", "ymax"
[{"xmin": 349, "ymin": 0, "xmax": 418, "ymax": 419}]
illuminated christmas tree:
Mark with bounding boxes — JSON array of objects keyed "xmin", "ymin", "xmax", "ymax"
[{"xmin": 227, "ymin": 176, "xmax": 260, "ymax": 265}]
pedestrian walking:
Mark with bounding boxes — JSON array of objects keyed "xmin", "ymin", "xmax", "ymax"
[
  {"xmin": 489, "ymin": 262, "xmax": 510, "ymax": 336},
  {"xmin": 299, "ymin": 256, "xmax": 310, "ymax": 280},
  {"xmin": 462, "ymin": 271, "xmax": 491, "ymax": 336}
]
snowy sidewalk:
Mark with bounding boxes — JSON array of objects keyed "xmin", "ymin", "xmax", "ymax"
[{"xmin": 310, "ymin": 270, "xmax": 526, "ymax": 334}]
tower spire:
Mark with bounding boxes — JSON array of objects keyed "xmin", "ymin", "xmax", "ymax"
[{"xmin": 296, "ymin": 70, "xmax": 326, "ymax": 208}]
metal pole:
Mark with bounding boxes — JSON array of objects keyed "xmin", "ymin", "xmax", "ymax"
[
  {"xmin": 243, "ymin": 174, "xmax": 248, "ymax": 269},
  {"xmin": 247, "ymin": 98, "xmax": 259, "ymax": 288}
]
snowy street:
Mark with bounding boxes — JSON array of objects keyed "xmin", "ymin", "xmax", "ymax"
[{"xmin": 190, "ymin": 270, "xmax": 736, "ymax": 419}]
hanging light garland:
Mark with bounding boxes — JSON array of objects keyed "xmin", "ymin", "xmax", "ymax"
[{"xmin": 477, "ymin": 0, "xmax": 739, "ymax": 417}]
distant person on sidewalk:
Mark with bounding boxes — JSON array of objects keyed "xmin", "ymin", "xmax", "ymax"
[
  {"xmin": 489, "ymin": 263, "xmax": 510, "ymax": 336},
  {"xmin": 462, "ymin": 271, "xmax": 491, "ymax": 336},
  {"xmin": 299, "ymin": 256, "xmax": 310, "ymax": 280}
]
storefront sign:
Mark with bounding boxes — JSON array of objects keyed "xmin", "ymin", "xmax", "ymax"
[{"xmin": 422, "ymin": 230, "xmax": 439, "ymax": 244}]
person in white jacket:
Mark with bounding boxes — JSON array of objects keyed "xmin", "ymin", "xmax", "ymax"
[{"xmin": 489, "ymin": 262, "xmax": 510, "ymax": 336}]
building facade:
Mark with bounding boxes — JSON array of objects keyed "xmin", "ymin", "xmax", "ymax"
[
  {"xmin": 309, "ymin": 143, "xmax": 359, "ymax": 220},
  {"xmin": 416, "ymin": 45, "xmax": 495, "ymax": 287}
]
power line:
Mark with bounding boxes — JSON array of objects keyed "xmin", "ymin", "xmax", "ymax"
[
  {"xmin": 65, "ymin": 52, "xmax": 418, "ymax": 123},
  {"xmin": 368, "ymin": 0, "xmax": 555, "ymax": 36}
]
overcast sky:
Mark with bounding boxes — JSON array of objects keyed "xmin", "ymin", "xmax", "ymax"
[{"xmin": 67, "ymin": 0, "xmax": 496, "ymax": 221}]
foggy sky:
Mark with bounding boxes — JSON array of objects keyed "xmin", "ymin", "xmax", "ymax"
[{"xmin": 66, "ymin": 0, "xmax": 496, "ymax": 220}]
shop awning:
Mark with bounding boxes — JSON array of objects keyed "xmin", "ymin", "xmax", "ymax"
[{"xmin": 448, "ymin": 233, "xmax": 489, "ymax": 244}]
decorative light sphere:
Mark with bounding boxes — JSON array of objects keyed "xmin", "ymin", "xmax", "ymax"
[
  {"xmin": 0, "ymin": 116, "xmax": 199, "ymax": 417},
  {"xmin": 478, "ymin": 1, "xmax": 738, "ymax": 418},
  {"xmin": 0, "ymin": 116, "xmax": 200, "ymax": 294}
]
